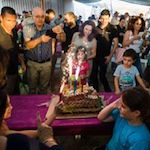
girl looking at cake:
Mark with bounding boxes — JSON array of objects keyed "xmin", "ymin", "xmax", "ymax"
[{"xmin": 97, "ymin": 87, "xmax": 150, "ymax": 150}]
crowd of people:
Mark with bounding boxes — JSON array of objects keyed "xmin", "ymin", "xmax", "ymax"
[{"xmin": 0, "ymin": 5, "xmax": 150, "ymax": 150}]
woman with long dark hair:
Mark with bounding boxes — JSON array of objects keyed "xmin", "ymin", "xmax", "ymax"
[
  {"xmin": 71, "ymin": 20, "xmax": 97, "ymax": 61},
  {"xmin": 123, "ymin": 16, "xmax": 146, "ymax": 76}
]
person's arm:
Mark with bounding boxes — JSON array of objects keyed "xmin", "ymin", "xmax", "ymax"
[
  {"xmin": 25, "ymin": 35, "xmax": 51, "ymax": 50},
  {"xmin": 0, "ymin": 122, "xmax": 38, "ymax": 138},
  {"xmin": 5, "ymin": 130, "xmax": 38, "ymax": 138},
  {"xmin": 56, "ymin": 31, "xmax": 66, "ymax": 42},
  {"xmin": 114, "ymin": 76, "xmax": 121, "ymax": 95},
  {"xmin": 53, "ymin": 25, "xmax": 66, "ymax": 42},
  {"xmin": 143, "ymin": 41, "xmax": 150, "ymax": 47},
  {"xmin": 113, "ymin": 66, "xmax": 121, "ymax": 95},
  {"xmin": 52, "ymin": 38, "xmax": 56, "ymax": 55},
  {"xmin": 105, "ymin": 37, "xmax": 118, "ymax": 64},
  {"xmin": 97, "ymin": 99, "xmax": 120, "ymax": 122},
  {"xmin": 87, "ymin": 39, "xmax": 97, "ymax": 60},
  {"xmin": 0, "ymin": 136, "xmax": 7, "ymax": 150},
  {"xmin": 136, "ymin": 75, "xmax": 150, "ymax": 92}
]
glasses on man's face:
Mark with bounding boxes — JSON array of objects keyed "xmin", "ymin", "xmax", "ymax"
[{"xmin": 34, "ymin": 15, "xmax": 45, "ymax": 19}]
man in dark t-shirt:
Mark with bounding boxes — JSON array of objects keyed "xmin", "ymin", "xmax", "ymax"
[
  {"xmin": 117, "ymin": 16, "xmax": 126, "ymax": 46},
  {"xmin": 62, "ymin": 12, "xmax": 79, "ymax": 53},
  {"xmin": 90, "ymin": 9, "xmax": 118, "ymax": 92},
  {"xmin": 0, "ymin": 6, "xmax": 25, "ymax": 95}
]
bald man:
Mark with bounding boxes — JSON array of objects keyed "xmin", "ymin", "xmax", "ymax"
[{"xmin": 23, "ymin": 7, "xmax": 65, "ymax": 94}]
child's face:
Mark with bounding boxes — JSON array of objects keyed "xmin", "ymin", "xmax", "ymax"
[
  {"xmin": 77, "ymin": 50, "xmax": 85, "ymax": 61},
  {"xmin": 123, "ymin": 56, "xmax": 134, "ymax": 68},
  {"xmin": 4, "ymin": 96, "xmax": 13, "ymax": 119},
  {"xmin": 119, "ymin": 97, "xmax": 140, "ymax": 121}
]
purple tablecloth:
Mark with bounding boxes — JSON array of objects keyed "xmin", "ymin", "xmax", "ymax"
[{"xmin": 7, "ymin": 93, "xmax": 119, "ymax": 135}]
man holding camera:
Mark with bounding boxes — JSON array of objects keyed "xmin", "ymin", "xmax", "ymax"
[{"xmin": 23, "ymin": 7, "xmax": 65, "ymax": 94}]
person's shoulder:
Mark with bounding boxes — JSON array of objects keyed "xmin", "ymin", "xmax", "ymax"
[
  {"xmin": 125, "ymin": 30, "xmax": 132, "ymax": 36},
  {"xmin": 131, "ymin": 65, "xmax": 138, "ymax": 71},
  {"xmin": 117, "ymin": 64, "xmax": 123, "ymax": 69},
  {"xmin": 74, "ymin": 32, "xmax": 79, "ymax": 36},
  {"xmin": 23, "ymin": 23, "xmax": 34, "ymax": 31},
  {"xmin": 114, "ymin": 64, "xmax": 123, "ymax": 76}
]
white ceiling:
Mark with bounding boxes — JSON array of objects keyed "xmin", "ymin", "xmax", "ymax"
[{"xmin": 75, "ymin": 0, "xmax": 150, "ymax": 6}]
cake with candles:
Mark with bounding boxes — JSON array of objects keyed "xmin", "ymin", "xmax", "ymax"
[
  {"xmin": 57, "ymin": 76, "xmax": 104, "ymax": 114},
  {"xmin": 58, "ymin": 46, "xmax": 104, "ymax": 114}
]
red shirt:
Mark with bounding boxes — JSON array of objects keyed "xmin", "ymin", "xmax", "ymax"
[{"xmin": 72, "ymin": 60, "xmax": 90, "ymax": 76}]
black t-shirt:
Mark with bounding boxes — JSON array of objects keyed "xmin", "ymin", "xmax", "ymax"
[
  {"xmin": 117, "ymin": 25, "xmax": 125, "ymax": 45},
  {"xmin": 0, "ymin": 24, "xmax": 18, "ymax": 75},
  {"xmin": 62, "ymin": 24, "xmax": 79, "ymax": 52},
  {"xmin": 96, "ymin": 23, "xmax": 118, "ymax": 58}
]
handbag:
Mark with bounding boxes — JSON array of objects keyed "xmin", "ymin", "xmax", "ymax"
[{"xmin": 115, "ymin": 47, "xmax": 126, "ymax": 63}]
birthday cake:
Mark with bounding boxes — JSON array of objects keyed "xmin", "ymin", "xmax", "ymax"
[
  {"xmin": 57, "ymin": 84, "xmax": 104, "ymax": 114},
  {"xmin": 58, "ymin": 47, "xmax": 104, "ymax": 114}
]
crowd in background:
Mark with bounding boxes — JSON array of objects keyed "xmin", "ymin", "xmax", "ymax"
[
  {"xmin": 0, "ymin": 5, "xmax": 150, "ymax": 150},
  {"xmin": 0, "ymin": 6, "xmax": 150, "ymax": 95}
]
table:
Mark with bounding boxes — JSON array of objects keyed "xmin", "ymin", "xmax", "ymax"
[{"xmin": 7, "ymin": 93, "xmax": 119, "ymax": 135}]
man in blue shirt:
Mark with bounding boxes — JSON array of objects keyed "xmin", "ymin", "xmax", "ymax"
[{"xmin": 23, "ymin": 7, "xmax": 65, "ymax": 94}]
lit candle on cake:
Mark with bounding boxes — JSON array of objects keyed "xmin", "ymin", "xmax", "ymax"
[
  {"xmin": 74, "ymin": 65, "xmax": 80, "ymax": 95},
  {"xmin": 68, "ymin": 57, "xmax": 73, "ymax": 90}
]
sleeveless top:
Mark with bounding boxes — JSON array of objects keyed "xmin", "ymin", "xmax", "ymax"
[
  {"xmin": 71, "ymin": 32, "xmax": 96, "ymax": 58},
  {"xmin": 128, "ymin": 31, "xmax": 143, "ymax": 53}
]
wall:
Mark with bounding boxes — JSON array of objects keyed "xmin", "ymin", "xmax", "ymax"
[{"xmin": 63, "ymin": 0, "xmax": 74, "ymax": 13}]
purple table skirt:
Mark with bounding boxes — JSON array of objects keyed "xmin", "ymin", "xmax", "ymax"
[{"xmin": 7, "ymin": 93, "xmax": 119, "ymax": 135}]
